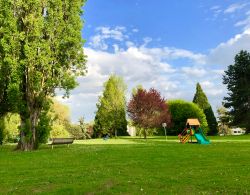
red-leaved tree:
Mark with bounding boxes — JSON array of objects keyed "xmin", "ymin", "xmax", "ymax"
[{"xmin": 127, "ymin": 88, "xmax": 171, "ymax": 138}]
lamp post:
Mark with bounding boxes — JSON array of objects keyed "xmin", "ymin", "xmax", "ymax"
[{"xmin": 162, "ymin": 123, "xmax": 167, "ymax": 141}]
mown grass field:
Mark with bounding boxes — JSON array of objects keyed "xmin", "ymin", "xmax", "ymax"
[{"xmin": 0, "ymin": 136, "xmax": 250, "ymax": 194}]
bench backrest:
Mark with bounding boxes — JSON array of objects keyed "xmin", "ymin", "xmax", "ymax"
[{"xmin": 51, "ymin": 138, "xmax": 74, "ymax": 144}]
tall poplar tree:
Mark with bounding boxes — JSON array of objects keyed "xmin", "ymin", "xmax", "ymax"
[
  {"xmin": 223, "ymin": 50, "xmax": 250, "ymax": 133},
  {"xmin": 0, "ymin": 0, "xmax": 17, "ymax": 144},
  {"xmin": 0, "ymin": 0, "xmax": 86, "ymax": 150},
  {"xmin": 93, "ymin": 75, "xmax": 127, "ymax": 137},
  {"xmin": 193, "ymin": 83, "xmax": 218, "ymax": 135}
]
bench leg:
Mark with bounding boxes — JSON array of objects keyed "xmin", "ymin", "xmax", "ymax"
[
  {"xmin": 52, "ymin": 145, "xmax": 53, "ymax": 149},
  {"xmin": 67, "ymin": 144, "xmax": 69, "ymax": 148}
]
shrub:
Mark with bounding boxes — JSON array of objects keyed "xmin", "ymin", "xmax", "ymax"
[
  {"xmin": 168, "ymin": 99, "xmax": 209, "ymax": 135},
  {"xmin": 50, "ymin": 124, "xmax": 70, "ymax": 138},
  {"xmin": 3, "ymin": 113, "xmax": 20, "ymax": 143}
]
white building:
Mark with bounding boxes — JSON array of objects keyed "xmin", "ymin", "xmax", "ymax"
[
  {"xmin": 230, "ymin": 127, "xmax": 246, "ymax": 135},
  {"xmin": 127, "ymin": 126, "xmax": 136, "ymax": 136}
]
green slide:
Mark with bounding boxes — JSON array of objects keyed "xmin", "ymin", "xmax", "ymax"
[{"xmin": 194, "ymin": 128, "xmax": 210, "ymax": 144}]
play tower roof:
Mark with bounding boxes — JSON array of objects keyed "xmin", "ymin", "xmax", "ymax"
[{"xmin": 186, "ymin": 119, "xmax": 200, "ymax": 126}]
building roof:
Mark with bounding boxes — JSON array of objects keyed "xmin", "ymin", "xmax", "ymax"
[{"xmin": 186, "ymin": 118, "xmax": 200, "ymax": 126}]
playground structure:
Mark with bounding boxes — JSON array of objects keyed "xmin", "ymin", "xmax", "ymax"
[{"xmin": 178, "ymin": 119, "xmax": 210, "ymax": 144}]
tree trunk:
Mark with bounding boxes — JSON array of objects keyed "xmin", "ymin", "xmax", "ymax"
[
  {"xmin": 17, "ymin": 110, "xmax": 39, "ymax": 151},
  {"xmin": 143, "ymin": 129, "xmax": 147, "ymax": 139}
]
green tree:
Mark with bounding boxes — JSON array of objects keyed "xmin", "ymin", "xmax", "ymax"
[
  {"xmin": 168, "ymin": 99, "xmax": 209, "ymax": 135},
  {"xmin": 0, "ymin": 0, "xmax": 19, "ymax": 145},
  {"xmin": 79, "ymin": 117, "xmax": 91, "ymax": 139},
  {"xmin": 49, "ymin": 99, "xmax": 71, "ymax": 138},
  {"xmin": 0, "ymin": 118, "xmax": 4, "ymax": 145},
  {"xmin": 93, "ymin": 75, "xmax": 127, "ymax": 137},
  {"xmin": 223, "ymin": 50, "xmax": 250, "ymax": 133},
  {"xmin": 3, "ymin": 113, "xmax": 20, "ymax": 143},
  {"xmin": 0, "ymin": 0, "xmax": 86, "ymax": 150},
  {"xmin": 193, "ymin": 83, "xmax": 218, "ymax": 135},
  {"xmin": 35, "ymin": 109, "xmax": 52, "ymax": 148},
  {"xmin": 217, "ymin": 105, "xmax": 231, "ymax": 135},
  {"xmin": 132, "ymin": 84, "xmax": 143, "ymax": 96},
  {"xmin": 67, "ymin": 117, "xmax": 91, "ymax": 140}
]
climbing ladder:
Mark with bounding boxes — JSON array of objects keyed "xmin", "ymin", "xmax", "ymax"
[{"xmin": 179, "ymin": 129, "xmax": 191, "ymax": 143}]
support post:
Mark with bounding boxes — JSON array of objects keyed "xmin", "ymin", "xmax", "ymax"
[{"xmin": 162, "ymin": 123, "xmax": 167, "ymax": 141}]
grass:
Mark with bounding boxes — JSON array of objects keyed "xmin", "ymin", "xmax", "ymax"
[{"xmin": 0, "ymin": 135, "xmax": 250, "ymax": 194}]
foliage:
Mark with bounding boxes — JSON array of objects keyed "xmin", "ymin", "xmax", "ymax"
[
  {"xmin": 86, "ymin": 123, "xmax": 94, "ymax": 137},
  {"xmin": 50, "ymin": 124, "xmax": 70, "ymax": 138},
  {"xmin": 204, "ymin": 106, "xmax": 218, "ymax": 135},
  {"xmin": 35, "ymin": 111, "xmax": 52, "ymax": 148},
  {"xmin": 217, "ymin": 105, "xmax": 231, "ymax": 135},
  {"xmin": 223, "ymin": 50, "xmax": 250, "ymax": 133},
  {"xmin": 67, "ymin": 124, "xmax": 81, "ymax": 139},
  {"xmin": 132, "ymin": 84, "xmax": 143, "ymax": 96},
  {"xmin": 168, "ymin": 99, "xmax": 208, "ymax": 135},
  {"xmin": 67, "ymin": 117, "xmax": 91, "ymax": 139},
  {"xmin": 0, "ymin": 114, "xmax": 21, "ymax": 144},
  {"xmin": 93, "ymin": 115, "xmax": 103, "ymax": 138},
  {"xmin": 50, "ymin": 99, "xmax": 71, "ymax": 138},
  {"xmin": 3, "ymin": 113, "xmax": 20, "ymax": 142},
  {"xmin": 127, "ymin": 88, "xmax": 171, "ymax": 138},
  {"xmin": 0, "ymin": 118, "xmax": 4, "ymax": 145},
  {"xmin": 0, "ymin": 99, "xmax": 71, "ymax": 143},
  {"xmin": 93, "ymin": 75, "xmax": 127, "ymax": 137},
  {"xmin": 0, "ymin": 0, "xmax": 86, "ymax": 150},
  {"xmin": 193, "ymin": 83, "xmax": 218, "ymax": 135},
  {"xmin": 79, "ymin": 117, "xmax": 91, "ymax": 139}
]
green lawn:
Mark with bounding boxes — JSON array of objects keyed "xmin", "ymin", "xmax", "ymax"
[{"xmin": 0, "ymin": 136, "xmax": 250, "ymax": 194}]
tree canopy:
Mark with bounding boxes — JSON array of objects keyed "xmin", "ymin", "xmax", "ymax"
[
  {"xmin": 217, "ymin": 105, "xmax": 231, "ymax": 135},
  {"xmin": 168, "ymin": 99, "xmax": 209, "ymax": 135},
  {"xmin": 127, "ymin": 88, "xmax": 171, "ymax": 138},
  {"xmin": 223, "ymin": 50, "xmax": 250, "ymax": 133},
  {"xmin": 193, "ymin": 83, "xmax": 218, "ymax": 135},
  {"xmin": 93, "ymin": 75, "xmax": 127, "ymax": 137},
  {"xmin": 0, "ymin": 0, "xmax": 86, "ymax": 150},
  {"xmin": 49, "ymin": 99, "xmax": 71, "ymax": 139}
]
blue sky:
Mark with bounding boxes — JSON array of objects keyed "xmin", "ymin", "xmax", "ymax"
[
  {"xmin": 58, "ymin": 0, "xmax": 250, "ymax": 123},
  {"xmin": 83, "ymin": 0, "xmax": 247, "ymax": 51}
]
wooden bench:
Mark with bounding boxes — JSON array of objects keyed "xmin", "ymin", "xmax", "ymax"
[{"xmin": 50, "ymin": 138, "xmax": 74, "ymax": 149}]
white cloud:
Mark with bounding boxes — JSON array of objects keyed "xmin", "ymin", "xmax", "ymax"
[
  {"xmin": 132, "ymin": 28, "xmax": 139, "ymax": 33},
  {"xmin": 89, "ymin": 34, "xmax": 108, "ymax": 50},
  {"xmin": 212, "ymin": 69, "xmax": 225, "ymax": 75},
  {"xmin": 207, "ymin": 29, "xmax": 250, "ymax": 66},
  {"xmin": 200, "ymin": 81, "xmax": 214, "ymax": 88},
  {"xmin": 89, "ymin": 26, "xmax": 128, "ymax": 50},
  {"xmin": 96, "ymin": 26, "xmax": 127, "ymax": 41},
  {"xmin": 140, "ymin": 47, "xmax": 206, "ymax": 64},
  {"xmin": 235, "ymin": 10, "xmax": 250, "ymax": 30},
  {"xmin": 206, "ymin": 88, "xmax": 224, "ymax": 96},
  {"xmin": 158, "ymin": 62, "xmax": 176, "ymax": 73},
  {"xmin": 199, "ymin": 81, "xmax": 225, "ymax": 97},
  {"xmin": 224, "ymin": 3, "xmax": 248, "ymax": 14},
  {"xmin": 210, "ymin": 5, "xmax": 220, "ymax": 10},
  {"xmin": 210, "ymin": 5, "xmax": 222, "ymax": 18},
  {"xmin": 181, "ymin": 67, "xmax": 207, "ymax": 77}
]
